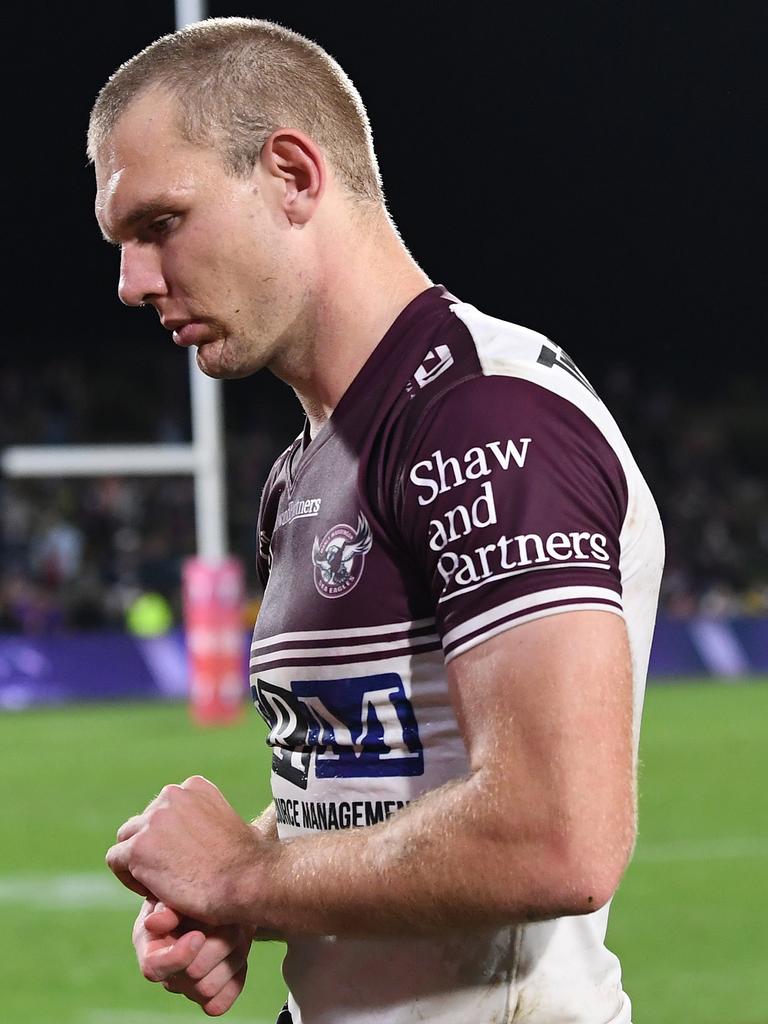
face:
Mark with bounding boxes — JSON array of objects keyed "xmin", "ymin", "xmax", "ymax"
[{"xmin": 94, "ymin": 90, "xmax": 309, "ymax": 379}]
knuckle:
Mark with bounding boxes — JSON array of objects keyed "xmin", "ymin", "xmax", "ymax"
[
  {"xmin": 185, "ymin": 959, "xmax": 208, "ymax": 982},
  {"xmin": 163, "ymin": 974, "xmax": 185, "ymax": 994},
  {"xmin": 196, "ymin": 976, "xmax": 219, "ymax": 1001},
  {"xmin": 158, "ymin": 783, "xmax": 183, "ymax": 804},
  {"xmin": 141, "ymin": 963, "xmax": 159, "ymax": 983},
  {"xmin": 183, "ymin": 774, "xmax": 213, "ymax": 792}
]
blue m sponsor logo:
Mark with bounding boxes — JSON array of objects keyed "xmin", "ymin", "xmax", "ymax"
[{"xmin": 252, "ymin": 673, "xmax": 424, "ymax": 790}]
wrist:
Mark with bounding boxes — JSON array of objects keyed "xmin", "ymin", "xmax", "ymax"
[{"xmin": 231, "ymin": 829, "xmax": 287, "ymax": 933}]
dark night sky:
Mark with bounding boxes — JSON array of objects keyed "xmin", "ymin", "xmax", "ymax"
[{"xmin": 5, "ymin": 2, "xmax": 766, "ymax": 399}]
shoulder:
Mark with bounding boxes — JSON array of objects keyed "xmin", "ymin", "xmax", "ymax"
[
  {"xmin": 440, "ymin": 298, "xmax": 605, "ymax": 420},
  {"xmin": 388, "ymin": 298, "xmax": 630, "ymax": 513},
  {"xmin": 391, "ymin": 297, "xmax": 610, "ymax": 446},
  {"xmin": 368, "ymin": 294, "xmax": 643, "ymax": 549}
]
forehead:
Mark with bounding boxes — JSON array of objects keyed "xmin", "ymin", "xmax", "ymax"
[{"xmin": 94, "ymin": 90, "xmax": 216, "ymax": 237}]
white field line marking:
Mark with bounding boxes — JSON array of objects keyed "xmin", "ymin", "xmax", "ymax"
[
  {"xmin": 633, "ymin": 837, "xmax": 768, "ymax": 863},
  {"xmin": 2, "ymin": 837, "xmax": 767, "ymax": 913},
  {"xmin": 0, "ymin": 872, "xmax": 136, "ymax": 909},
  {"xmin": 86, "ymin": 1012, "xmax": 273, "ymax": 1024}
]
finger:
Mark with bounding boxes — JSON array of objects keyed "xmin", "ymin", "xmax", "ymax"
[
  {"xmin": 117, "ymin": 814, "xmax": 145, "ymax": 842},
  {"xmin": 133, "ymin": 898, "xmax": 161, "ymax": 945},
  {"xmin": 178, "ymin": 948, "xmax": 247, "ymax": 1007},
  {"xmin": 106, "ymin": 840, "xmax": 151, "ymax": 898},
  {"xmin": 162, "ymin": 974, "xmax": 186, "ymax": 995},
  {"xmin": 185, "ymin": 927, "xmax": 249, "ymax": 981},
  {"xmin": 144, "ymin": 903, "xmax": 183, "ymax": 934},
  {"xmin": 112, "ymin": 866, "xmax": 152, "ymax": 899},
  {"xmin": 181, "ymin": 775, "xmax": 217, "ymax": 794},
  {"xmin": 202, "ymin": 962, "xmax": 248, "ymax": 1017},
  {"xmin": 106, "ymin": 838, "xmax": 132, "ymax": 876},
  {"xmin": 142, "ymin": 929, "xmax": 206, "ymax": 982},
  {"xmin": 138, "ymin": 897, "xmax": 159, "ymax": 918}
]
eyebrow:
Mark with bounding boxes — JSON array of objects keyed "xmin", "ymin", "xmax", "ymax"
[{"xmin": 100, "ymin": 196, "xmax": 179, "ymax": 245}]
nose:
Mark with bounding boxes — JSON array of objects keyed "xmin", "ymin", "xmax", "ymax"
[{"xmin": 118, "ymin": 243, "xmax": 168, "ymax": 307}]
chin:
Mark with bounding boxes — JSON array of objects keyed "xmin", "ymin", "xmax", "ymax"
[{"xmin": 196, "ymin": 338, "xmax": 257, "ymax": 380}]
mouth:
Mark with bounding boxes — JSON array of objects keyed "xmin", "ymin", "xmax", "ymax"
[{"xmin": 163, "ymin": 319, "xmax": 212, "ymax": 348}]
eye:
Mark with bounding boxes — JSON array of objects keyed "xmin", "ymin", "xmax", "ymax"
[{"xmin": 148, "ymin": 214, "xmax": 178, "ymax": 238}]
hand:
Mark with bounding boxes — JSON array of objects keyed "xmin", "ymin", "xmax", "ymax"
[
  {"xmin": 106, "ymin": 775, "xmax": 272, "ymax": 924},
  {"xmin": 135, "ymin": 899, "xmax": 251, "ymax": 1016}
]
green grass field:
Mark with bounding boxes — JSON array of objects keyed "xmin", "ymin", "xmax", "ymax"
[{"xmin": 1, "ymin": 680, "xmax": 766, "ymax": 1024}]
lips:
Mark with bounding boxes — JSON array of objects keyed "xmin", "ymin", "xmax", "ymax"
[{"xmin": 172, "ymin": 322, "xmax": 210, "ymax": 348}]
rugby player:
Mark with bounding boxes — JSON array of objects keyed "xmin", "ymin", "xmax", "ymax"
[{"xmin": 92, "ymin": 18, "xmax": 664, "ymax": 1023}]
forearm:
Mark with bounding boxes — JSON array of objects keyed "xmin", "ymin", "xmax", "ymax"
[
  {"xmin": 109, "ymin": 618, "xmax": 633, "ymax": 938},
  {"xmin": 239, "ymin": 771, "xmax": 609, "ymax": 937}
]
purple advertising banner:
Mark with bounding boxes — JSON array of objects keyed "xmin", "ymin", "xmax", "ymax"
[
  {"xmin": 0, "ymin": 619, "xmax": 766, "ymax": 710},
  {"xmin": 0, "ymin": 630, "xmax": 249, "ymax": 711}
]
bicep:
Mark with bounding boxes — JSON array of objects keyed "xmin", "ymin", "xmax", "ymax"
[{"xmin": 447, "ymin": 610, "xmax": 636, "ymax": 886}]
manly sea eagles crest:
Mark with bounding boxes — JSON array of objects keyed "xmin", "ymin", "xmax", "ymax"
[{"xmin": 312, "ymin": 513, "xmax": 373, "ymax": 598}]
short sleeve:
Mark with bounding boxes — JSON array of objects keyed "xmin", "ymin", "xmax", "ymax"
[{"xmin": 394, "ymin": 375, "xmax": 628, "ymax": 661}]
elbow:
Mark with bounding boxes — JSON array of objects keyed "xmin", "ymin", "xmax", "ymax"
[
  {"xmin": 543, "ymin": 822, "xmax": 636, "ymax": 918},
  {"xmin": 558, "ymin": 859, "xmax": 626, "ymax": 917},
  {"xmin": 492, "ymin": 822, "xmax": 635, "ymax": 922}
]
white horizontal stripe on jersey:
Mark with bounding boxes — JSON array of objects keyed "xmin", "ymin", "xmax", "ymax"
[
  {"xmin": 444, "ymin": 602, "xmax": 624, "ymax": 662},
  {"xmin": 250, "ymin": 632, "xmax": 441, "ymax": 669},
  {"xmin": 438, "ymin": 560, "xmax": 612, "ymax": 603},
  {"xmin": 442, "ymin": 585, "xmax": 623, "ymax": 650},
  {"xmin": 250, "ymin": 616, "xmax": 436, "ymax": 652}
]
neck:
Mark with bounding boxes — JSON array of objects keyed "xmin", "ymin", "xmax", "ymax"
[{"xmin": 268, "ymin": 209, "xmax": 432, "ymax": 435}]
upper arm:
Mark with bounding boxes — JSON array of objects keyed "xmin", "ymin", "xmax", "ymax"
[
  {"xmin": 391, "ymin": 372, "xmax": 639, "ymax": 911},
  {"xmin": 447, "ymin": 608, "xmax": 636, "ymax": 910},
  {"xmin": 395, "ymin": 375, "xmax": 628, "ymax": 660}
]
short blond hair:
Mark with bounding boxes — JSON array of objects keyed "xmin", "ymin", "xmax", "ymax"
[{"xmin": 87, "ymin": 17, "xmax": 384, "ymax": 204}]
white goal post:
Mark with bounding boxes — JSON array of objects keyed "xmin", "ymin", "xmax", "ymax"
[{"xmin": 1, "ymin": 0, "xmax": 228, "ymax": 563}]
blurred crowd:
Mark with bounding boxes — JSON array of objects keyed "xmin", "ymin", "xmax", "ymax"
[
  {"xmin": 1, "ymin": 354, "xmax": 767, "ymax": 633},
  {"xmin": 600, "ymin": 367, "xmax": 768, "ymax": 618}
]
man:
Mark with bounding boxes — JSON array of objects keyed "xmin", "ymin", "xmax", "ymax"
[{"xmin": 92, "ymin": 17, "xmax": 664, "ymax": 1024}]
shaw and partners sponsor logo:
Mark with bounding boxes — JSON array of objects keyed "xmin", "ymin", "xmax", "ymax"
[
  {"xmin": 312, "ymin": 512, "xmax": 372, "ymax": 598},
  {"xmin": 251, "ymin": 672, "xmax": 424, "ymax": 791},
  {"xmin": 276, "ymin": 497, "xmax": 322, "ymax": 529},
  {"xmin": 410, "ymin": 437, "xmax": 533, "ymax": 506},
  {"xmin": 408, "ymin": 436, "xmax": 610, "ymax": 597},
  {"xmin": 436, "ymin": 528, "xmax": 610, "ymax": 595}
]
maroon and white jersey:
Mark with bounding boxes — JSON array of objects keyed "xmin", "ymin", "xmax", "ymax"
[{"xmin": 250, "ymin": 286, "xmax": 663, "ymax": 1024}]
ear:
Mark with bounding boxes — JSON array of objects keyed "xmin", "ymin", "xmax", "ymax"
[{"xmin": 260, "ymin": 129, "xmax": 326, "ymax": 226}]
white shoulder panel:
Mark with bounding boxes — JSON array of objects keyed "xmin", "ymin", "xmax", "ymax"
[{"xmin": 449, "ymin": 300, "xmax": 665, "ymax": 743}]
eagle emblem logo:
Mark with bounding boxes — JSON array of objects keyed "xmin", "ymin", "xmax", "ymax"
[{"xmin": 312, "ymin": 513, "xmax": 373, "ymax": 598}]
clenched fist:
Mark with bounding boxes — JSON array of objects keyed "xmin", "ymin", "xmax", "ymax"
[{"xmin": 106, "ymin": 775, "xmax": 277, "ymax": 926}]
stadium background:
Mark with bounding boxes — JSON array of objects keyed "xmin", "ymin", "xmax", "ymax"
[{"xmin": 1, "ymin": 2, "xmax": 766, "ymax": 1022}]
